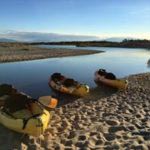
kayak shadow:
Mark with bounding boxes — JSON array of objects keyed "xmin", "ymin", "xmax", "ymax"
[
  {"xmin": 50, "ymin": 89, "xmax": 80, "ymax": 107},
  {"xmin": 0, "ymin": 124, "xmax": 27, "ymax": 149},
  {"xmin": 0, "ymin": 123, "xmax": 47, "ymax": 149},
  {"xmin": 84, "ymin": 82, "xmax": 118, "ymax": 101}
]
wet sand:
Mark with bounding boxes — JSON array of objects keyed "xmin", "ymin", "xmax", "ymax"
[
  {"xmin": 0, "ymin": 72, "xmax": 150, "ymax": 149},
  {"xmin": 0, "ymin": 43, "xmax": 102, "ymax": 62}
]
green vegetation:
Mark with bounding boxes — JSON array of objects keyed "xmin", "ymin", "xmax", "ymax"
[
  {"xmin": 29, "ymin": 39, "xmax": 150, "ymax": 49},
  {"xmin": 1, "ymin": 39, "xmax": 150, "ymax": 49}
]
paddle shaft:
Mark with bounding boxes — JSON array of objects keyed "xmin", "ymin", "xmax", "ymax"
[{"xmin": 32, "ymin": 99, "xmax": 53, "ymax": 111}]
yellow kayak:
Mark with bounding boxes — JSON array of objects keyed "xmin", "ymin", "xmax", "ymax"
[
  {"xmin": 0, "ymin": 84, "xmax": 58, "ymax": 136},
  {"xmin": 0, "ymin": 102, "xmax": 50, "ymax": 136},
  {"xmin": 95, "ymin": 71, "xmax": 128, "ymax": 90},
  {"xmin": 49, "ymin": 73, "xmax": 89, "ymax": 97}
]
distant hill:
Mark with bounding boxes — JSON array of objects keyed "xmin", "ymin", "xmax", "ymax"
[
  {"xmin": 74, "ymin": 39, "xmax": 150, "ymax": 48},
  {"xmin": 104, "ymin": 37, "xmax": 135, "ymax": 42},
  {"xmin": 31, "ymin": 39, "xmax": 150, "ymax": 49},
  {"xmin": 1, "ymin": 31, "xmax": 150, "ymax": 49},
  {"xmin": 0, "ymin": 31, "xmax": 99, "ymax": 42}
]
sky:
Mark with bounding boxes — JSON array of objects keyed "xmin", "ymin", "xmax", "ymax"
[{"xmin": 0, "ymin": 0, "xmax": 150, "ymax": 40}]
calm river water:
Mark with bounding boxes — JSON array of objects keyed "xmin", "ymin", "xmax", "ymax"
[{"xmin": 0, "ymin": 46, "xmax": 150, "ymax": 98}]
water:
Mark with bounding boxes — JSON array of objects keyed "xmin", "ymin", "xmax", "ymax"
[{"xmin": 0, "ymin": 46, "xmax": 150, "ymax": 98}]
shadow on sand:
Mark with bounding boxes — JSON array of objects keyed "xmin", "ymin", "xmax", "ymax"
[
  {"xmin": 0, "ymin": 83, "xmax": 117, "ymax": 149},
  {"xmin": 51, "ymin": 83, "xmax": 118, "ymax": 107}
]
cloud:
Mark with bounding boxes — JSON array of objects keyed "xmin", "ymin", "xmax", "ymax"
[
  {"xmin": 0, "ymin": 31, "xmax": 100, "ymax": 42},
  {"xmin": 0, "ymin": 30, "xmax": 150, "ymax": 42}
]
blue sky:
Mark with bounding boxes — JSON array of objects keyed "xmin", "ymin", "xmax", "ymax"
[{"xmin": 0, "ymin": 0, "xmax": 150, "ymax": 39}]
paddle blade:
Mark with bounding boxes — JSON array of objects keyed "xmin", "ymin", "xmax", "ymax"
[{"xmin": 38, "ymin": 96, "xmax": 58, "ymax": 108}]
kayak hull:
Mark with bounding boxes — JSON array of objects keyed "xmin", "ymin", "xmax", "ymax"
[
  {"xmin": 49, "ymin": 80, "xmax": 89, "ymax": 97},
  {"xmin": 0, "ymin": 103, "xmax": 51, "ymax": 136},
  {"xmin": 95, "ymin": 71, "xmax": 128, "ymax": 90}
]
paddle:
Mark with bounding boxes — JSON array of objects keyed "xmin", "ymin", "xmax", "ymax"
[{"xmin": 34, "ymin": 96, "xmax": 58, "ymax": 111}]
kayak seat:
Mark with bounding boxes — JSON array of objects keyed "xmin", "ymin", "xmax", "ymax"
[{"xmin": 63, "ymin": 78, "xmax": 78, "ymax": 87}]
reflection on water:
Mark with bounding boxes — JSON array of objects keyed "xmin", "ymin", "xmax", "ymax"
[{"xmin": 0, "ymin": 46, "xmax": 150, "ymax": 98}]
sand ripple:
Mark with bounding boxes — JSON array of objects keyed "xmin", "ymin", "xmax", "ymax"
[{"xmin": 0, "ymin": 73, "xmax": 150, "ymax": 149}]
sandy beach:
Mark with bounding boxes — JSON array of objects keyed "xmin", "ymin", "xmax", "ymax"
[
  {"xmin": 0, "ymin": 72, "xmax": 150, "ymax": 149},
  {"xmin": 0, "ymin": 43, "xmax": 102, "ymax": 62}
]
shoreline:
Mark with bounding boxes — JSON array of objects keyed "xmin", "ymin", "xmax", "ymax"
[
  {"xmin": 0, "ymin": 72, "xmax": 150, "ymax": 149},
  {"xmin": 0, "ymin": 43, "xmax": 103, "ymax": 63}
]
